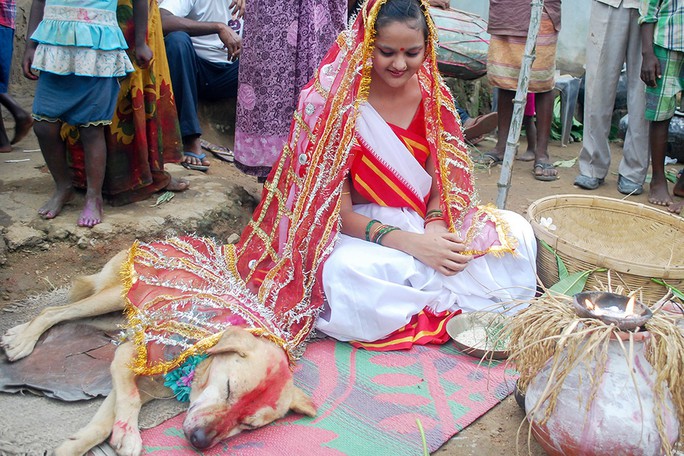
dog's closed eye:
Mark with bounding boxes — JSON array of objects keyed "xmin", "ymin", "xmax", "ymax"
[{"xmin": 226, "ymin": 379, "xmax": 231, "ymax": 400}]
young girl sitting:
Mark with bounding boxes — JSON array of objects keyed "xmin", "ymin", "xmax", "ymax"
[
  {"xmin": 23, "ymin": 0, "xmax": 152, "ymax": 227},
  {"xmin": 113, "ymin": 0, "xmax": 537, "ymax": 366}
]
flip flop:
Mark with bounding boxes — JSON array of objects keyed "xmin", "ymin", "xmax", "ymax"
[
  {"xmin": 463, "ymin": 112, "xmax": 498, "ymax": 141},
  {"xmin": 533, "ymin": 162, "xmax": 558, "ymax": 181},
  {"xmin": 200, "ymin": 139, "xmax": 234, "ymax": 163},
  {"xmin": 480, "ymin": 152, "xmax": 503, "ymax": 165},
  {"xmin": 181, "ymin": 152, "xmax": 209, "ymax": 172}
]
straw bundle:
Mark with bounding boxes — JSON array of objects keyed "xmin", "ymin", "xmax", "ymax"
[
  {"xmin": 508, "ymin": 289, "xmax": 684, "ymax": 455},
  {"xmin": 527, "ymin": 195, "xmax": 684, "ymax": 303}
]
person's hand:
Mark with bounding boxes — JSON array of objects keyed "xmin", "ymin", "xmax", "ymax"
[
  {"xmin": 134, "ymin": 43, "xmax": 153, "ymax": 69},
  {"xmin": 428, "ymin": 0, "xmax": 450, "ymax": 9},
  {"xmin": 228, "ymin": 0, "xmax": 245, "ymax": 19},
  {"xmin": 406, "ymin": 231, "xmax": 472, "ymax": 276},
  {"xmin": 22, "ymin": 46, "xmax": 38, "ymax": 80},
  {"xmin": 218, "ymin": 24, "xmax": 242, "ymax": 60},
  {"xmin": 640, "ymin": 51, "xmax": 660, "ymax": 87}
]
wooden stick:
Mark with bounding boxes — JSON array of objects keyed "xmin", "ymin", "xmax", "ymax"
[{"xmin": 496, "ymin": 0, "xmax": 545, "ymax": 209}]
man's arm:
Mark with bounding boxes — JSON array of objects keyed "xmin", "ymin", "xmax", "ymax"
[
  {"xmin": 638, "ymin": 0, "xmax": 661, "ymax": 87},
  {"xmin": 159, "ymin": 8, "xmax": 224, "ymax": 36},
  {"xmin": 159, "ymin": 8, "xmax": 241, "ymax": 57}
]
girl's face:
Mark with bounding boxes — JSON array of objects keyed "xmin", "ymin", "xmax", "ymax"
[{"xmin": 371, "ymin": 20, "xmax": 426, "ymax": 90}]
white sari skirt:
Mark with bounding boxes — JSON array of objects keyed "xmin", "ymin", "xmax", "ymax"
[{"xmin": 316, "ymin": 204, "xmax": 538, "ymax": 342}]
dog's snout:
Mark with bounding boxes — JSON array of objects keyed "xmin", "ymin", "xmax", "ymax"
[{"xmin": 189, "ymin": 429, "xmax": 212, "ymax": 449}]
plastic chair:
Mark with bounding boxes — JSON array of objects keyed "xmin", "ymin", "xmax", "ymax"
[{"xmin": 554, "ymin": 75, "xmax": 581, "ymax": 146}]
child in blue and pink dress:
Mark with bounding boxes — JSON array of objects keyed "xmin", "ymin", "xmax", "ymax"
[{"xmin": 22, "ymin": 0, "xmax": 152, "ymax": 227}]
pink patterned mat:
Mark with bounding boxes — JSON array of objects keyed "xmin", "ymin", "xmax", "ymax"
[{"xmin": 140, "ymin": 339, "xmax": 516, "ymax": 455}]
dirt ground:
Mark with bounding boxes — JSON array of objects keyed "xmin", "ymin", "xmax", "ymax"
[{"xmin": 0, "ymin": 112, "xmax": 671, "ymax": 455}]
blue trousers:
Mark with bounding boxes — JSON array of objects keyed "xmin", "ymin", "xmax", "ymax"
[{"xmin": 164, "ymin": 31, "xmax": 239, "ymax": 139}]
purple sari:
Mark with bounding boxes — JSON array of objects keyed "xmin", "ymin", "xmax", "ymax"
[{"xmin": 234, "ymin": 1, "xmax": 346, "ymax": 177}]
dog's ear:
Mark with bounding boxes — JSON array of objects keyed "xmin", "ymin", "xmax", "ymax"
[
  {"xmin": 206, "ymin": 326, "xmax": 255, "ymax": 357},
  {"xmin": 289, "ymin": 386, "xmax": 317, "ymax": 417}
]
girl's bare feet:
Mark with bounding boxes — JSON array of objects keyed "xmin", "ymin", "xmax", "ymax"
[
  {"xmin": 669, "ymin": 200, "xmax": 683, "ymax": 214},
  {"xmin": 77, "ymin": 196, "xmax": 103, "ymax": 228},
  {"xmin": 648, "ymin": 178, "xmax": 674, "ymax": 207},
  {"xmin": 669, "ymin": 173, "xmax": 684, "ymax": 214},
  {"xmin": 38, "ymin": 187, "xmax": 74, "ymax": 219}
]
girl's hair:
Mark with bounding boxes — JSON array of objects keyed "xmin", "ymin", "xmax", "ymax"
[{"xmin": 375, "ymin": 0, "xmax": 428, "ymax": 41}]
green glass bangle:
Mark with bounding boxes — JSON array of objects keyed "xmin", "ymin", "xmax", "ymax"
[
  {"xmin": 374, "ymin": 226, "xmax": 399, "ymax": 245},
  {"xmin": 365, "ymin": 219, "xmax": 380, "ymax": 242}
]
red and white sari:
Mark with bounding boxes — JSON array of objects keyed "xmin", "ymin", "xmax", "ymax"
[
  {"xmin": 120, "ymin": 0, "xmax": 537, "ymax": 375},
  {"xmin": 316, "ymin": 103, "xmax": 537, "ymax": 350}
]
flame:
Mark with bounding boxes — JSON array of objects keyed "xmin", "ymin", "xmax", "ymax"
[
  {"xmin": 584, "ymin": 299, "xmax": 595, "ymax": 310},
  {"xmin": 625, "ymin": 295, "xmax": 636, "ymax": 315}
]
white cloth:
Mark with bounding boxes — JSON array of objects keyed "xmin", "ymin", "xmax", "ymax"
[
  {"xmin": 317, "ymin": 205, "xmax": 538, "ymax": 342},
  {"xmin": 315, "ymin": 105, "xmax": 537, "ymax": 343},
  {"xmin": 578, "ymin": 0, "xmax": 650, "ymax": 184},
  {"xmin": 159, "ymin": 0, "xmax": 243, "ymax": 63}
]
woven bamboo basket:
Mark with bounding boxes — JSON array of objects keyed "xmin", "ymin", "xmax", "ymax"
[{"xmin": 527, "ymin": 195, "xmax": 684, "ymax": 303}]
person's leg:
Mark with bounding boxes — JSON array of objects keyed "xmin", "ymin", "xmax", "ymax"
[
  {"xmin": 576, "ymin": 1, "xmax": 627, "ymax": 187},
  {"xmin": 456, "ymin": 105, "xmax": 470, "ymax": 123},
  {"xmin": 163, "ymin": 31, "xmax": 208, "ymax": 167},
  {"xmin": 486, "ymin": 88, "xmax": 515, "ymax": 161},
  {"xmin": 76, "ymin": 125, "xmax": 106, "ymax": 227},
  {"xmin": 669, "ymin": 170, "xmax": 684, "ymax": 214},
  {"xmin": 532, "ymin": 90, "xmax": 558, "ymax": 179},
  {"xmin": 0, "ymin": 93, "xmax": 33, "ymax": 145},
  {"xmin": 0, "ymin": 106, "xmax": 9, "ymax": 152},
  {"xmin": 645, "ymin": 45, "xmax": 683, "ymax": 207},
  {"xmin": 648, "ymin": 119, "xmax": 673, "ymax": 206},
  {"xmin": 518, "ymin": 115, "xmax": 536, "ymax": 161},
  {"xmin": 0, "ymin": 26, "xmax": 14, "ymax": 151},
  {"xmin": 617, "ymin": 7, "xmax": 650, "ymax": 192},
  {"xmin": 34, "ymin": 120, "xmax": 74, "ymax": 218}
]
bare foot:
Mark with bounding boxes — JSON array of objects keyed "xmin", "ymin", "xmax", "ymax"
[
  {"xmin": 38, "ymin": 187, "xmax": 74, "ymax": 219},
  {"xmin": 77, "ymin": 196, "xmax": 103, "ymax": 228},
  {"xmin": 648, "ymin": 179, "xmax": 673, "ymax": 207},
  {"xmin": 182, "ymin": 136, "xmax": 210, "ymax": 168},
  {"xmin": 669, "ymin": 200, "xmax": 683, "ymax": 214},
  {"xmin": 516, "ymin": 149, "xmax": 536, "ymax": 161},
  {"xmin": 11, "ymin": 115, "xmax": 34, "ymax": 145},
  {"xmin": 673, "ymin": 170, "xmax": 683, "ymax": 198},
  {"xmin": 166, "ymin": 176, "xmax": 190, "ymax": 192}
]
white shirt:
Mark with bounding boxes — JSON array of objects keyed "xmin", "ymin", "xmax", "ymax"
[{"xmin": 159, "ymin": 0, "xmax": 243, "ymax": 64}]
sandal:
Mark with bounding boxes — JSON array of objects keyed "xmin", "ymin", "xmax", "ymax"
[
  {"xmin": 200, "ymin": 139, "xmax": 234, "ymax": 163},
  {"xmin": 533, "ymin": 162, "xmax": 558, "ymax": 181},
  {"xmin": 478, "ymin": 152, "xmax": 504, "ymax": 165},
  {"xmin": 181, "ymin": 152, "xmax": 209, "ymax": 172}
]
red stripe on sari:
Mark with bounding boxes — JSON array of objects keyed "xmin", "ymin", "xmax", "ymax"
[
  {"xmin": 350, "ymin": 103, "xmax": 431, "ymax": 217},
  {"xmin": 350, "ymin": 308, "xmax": 460, "ymax": 351}
]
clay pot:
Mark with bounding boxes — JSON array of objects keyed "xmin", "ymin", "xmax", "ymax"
[{"xmin": 525, "ymin": 333, "xmax": 679, "ymax": 456}]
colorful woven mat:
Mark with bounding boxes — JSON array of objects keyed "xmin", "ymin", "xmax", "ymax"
[{"xmin": 141, "ymin": 339, "xmax": 516, "ymax": 455}]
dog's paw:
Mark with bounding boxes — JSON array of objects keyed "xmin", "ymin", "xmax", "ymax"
[
  {"xmin": 110, "ymin": 420, "xmax": 143, "ymax": 456},
  {"xmin": 1, "ymin": 323, "xmax": 38, "ymax": 361}
]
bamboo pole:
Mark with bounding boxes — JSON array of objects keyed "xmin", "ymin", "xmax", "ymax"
[{"xmin": 495, "ymin": 0, "xmax": 545, "ymax": 209}]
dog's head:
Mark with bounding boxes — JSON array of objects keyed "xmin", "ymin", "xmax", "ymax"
[{"xmin": 183, "ymin": 326, "xmax": 316, "ymax": 449}]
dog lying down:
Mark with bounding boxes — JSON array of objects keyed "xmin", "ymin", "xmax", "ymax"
[{"xmin": 1, "ymin": 250, "xmax": 316, "ymax": 456}]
